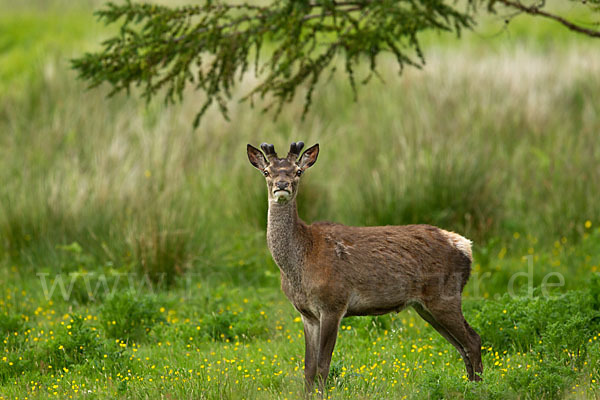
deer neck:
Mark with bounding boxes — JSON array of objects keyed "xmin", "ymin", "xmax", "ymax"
[{"xmin": 267, "ymin": 198, "xmax": 309, "ymax": 278}]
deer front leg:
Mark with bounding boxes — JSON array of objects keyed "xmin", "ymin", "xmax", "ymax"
[
  {"xmin": 302, "ymin": 315, "xmax": 319, "ymax": 394},
  {"xmin": 316, "ymin": 313, "xmax": 343, "ymax": 394}
]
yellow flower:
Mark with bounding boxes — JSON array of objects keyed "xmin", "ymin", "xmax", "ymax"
[{"xmin": 585, "ymin": 220, "xmax": 592, "ymax": 229}]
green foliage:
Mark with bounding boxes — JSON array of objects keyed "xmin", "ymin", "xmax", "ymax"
[
  {"xmin": 55, "ymin": 242, "xmax": 97, "ymax": 274},
  {"xmin": 0, "ymin": 348, "xmax": 35, "ymax": 385},
  {"xmin": 169, "ymin": 285, "xmax": 273, "ymax": 342},
  {"xmin": 470, "ymin": 287, "xmax": 600, "ymax": 359},
  {"xmin": 0, "ymin": 313, "xmax": 27, "ymax": 339},
  {"xmin": 202, "ymin": 308, "xmax": 270, "ymax": 342},
  {"xmin": 505, "ymin": 357, "xmax": 576, "ymax": 400},
  {"xmin": 418, "ymin": 371, "xmax": 508, "ymax": 400},
  {"xmin": 43, "ymin": 315, "xmax": 107, "ymax": 369},
  {"xmin": 1, "ymin": 313, "xmax": 124, "ymax": 384},
  {"xmin": 99, "ymin": 290, "xmax": 165, "ymax": 341}
]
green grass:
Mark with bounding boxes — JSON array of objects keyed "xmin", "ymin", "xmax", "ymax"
[
  {"xmin": 1, "ymin": 0, "xmax": 600, "ymax": 398},
  {"xmin": 1, "ymin": 262, "xmax": 600, "ymax": 399},
  {"xmin": 0, "ymin": 5, "xmax": 102, "ymax": 95}
]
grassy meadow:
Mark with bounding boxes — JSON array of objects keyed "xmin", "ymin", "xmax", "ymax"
[{"xmin": 1, "ymin": 0, "xmax": 600, "ymax": 398}]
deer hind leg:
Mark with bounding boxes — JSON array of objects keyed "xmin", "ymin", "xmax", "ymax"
[
  {"xmin": 412, "ymin": 302, "xmax": 474, "ymax": 379},
  {"xmin": 418, "ymin": 301, "xmax": 483, "ymax": 381},
  {"xmin": 463, "ymin": 319, "xmax": 483, "ymax": 376}
]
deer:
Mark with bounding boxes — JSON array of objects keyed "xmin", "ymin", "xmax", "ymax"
[{"xmin": 247, "ymin": 141, "xmax": 483, "ymax": 393}]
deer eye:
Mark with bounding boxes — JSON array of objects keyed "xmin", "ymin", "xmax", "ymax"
[
  {"xmin": 263, "ymin": 170, "xmax": 269, "ymax": 177},
  {"xmin": 296, "ymin": 170, "xmax": 303, "ymax": 177}
]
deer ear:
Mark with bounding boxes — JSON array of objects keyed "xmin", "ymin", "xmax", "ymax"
[
  {"xmin": 247, "ymin": 144, "xmax": 268, "ymax": 170},
  {"xmin": 298, "ymin": 143, "xmax": 319, "ymax": 170}
]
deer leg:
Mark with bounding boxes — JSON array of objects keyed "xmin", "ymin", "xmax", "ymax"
[
  {"xmin": 412, "ymin": 302, "xmax": 474, "ymax": 379},
  {"xmin": 463, "ymin": 319, "xmax": 483, "ymax": 377},
  {"xmin": 315, "ymin": 313, "xmax": 342, "ymax": 394},
  {"xmin": 423, "ymin": 302, "xmax": 483, "ymax": 381},
  {"xmin": 302, "ymin": 315, "xmax": 320, "ymax": 394}
]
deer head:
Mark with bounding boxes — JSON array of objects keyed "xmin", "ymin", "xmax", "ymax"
[{"xmin": 247, "ymin": 141, "xmax": 319, "ymax": 204}]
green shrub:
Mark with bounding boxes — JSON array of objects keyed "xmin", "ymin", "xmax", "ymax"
[
  {"xmin": 0, "ymin": 313, "xmax": 32, "ymax": 384},
  {"xmin": 202, "ymin": 308, "xmax": 270, "ymax": 342},
  {"xmin": 99, "ymin": 291, "xmax": 165, "ymax": 342},
  {"xmin": 469, "ymin": 287, "xmax": 600, "ymax": 359},
  {"xmin": 42, "ymin": 315, "xmax": 108, "ymax": 370},
  {"xmin": 0, "ymin": 313, "xmax": 27, "ymax": 338},
  {"xmin": 506, "ymin": 358, "xmax": 576, "ymax": 400}
]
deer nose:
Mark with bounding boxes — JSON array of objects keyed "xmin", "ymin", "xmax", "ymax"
[{"xmin": 276, "ymin": 181, "xmax": 289, "ymax": 190}]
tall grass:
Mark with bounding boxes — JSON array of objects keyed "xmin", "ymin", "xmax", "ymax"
[{"xmin": 0, "ymin": 9, "xmax": 599, "ymax": 285}]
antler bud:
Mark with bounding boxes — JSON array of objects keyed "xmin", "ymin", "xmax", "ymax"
[
  {"xmin": 287, "ymin": 141, "xmax": 304, "ymax": 161},
  {"xmin": 260, "ymin": 143, "xmax": 278, "ymax": 161}
]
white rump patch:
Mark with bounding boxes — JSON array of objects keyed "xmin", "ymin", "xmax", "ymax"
[{"xmin": 440, "ymin": 229, "xmax": 473, "ymax": 261}]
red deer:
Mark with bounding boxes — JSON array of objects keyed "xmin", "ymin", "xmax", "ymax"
[{"xmin": 247, "ymin": 141, "xmax": 483, "ymax": 392}]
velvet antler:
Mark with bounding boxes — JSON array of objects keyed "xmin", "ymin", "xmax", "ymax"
[
  {"xmin": 287, "ymin": 141, "xmax": 304, "ymax": 162},
  {"xmin": 260, "ymin": 143, "xmax": 278, "ymax": 161}
]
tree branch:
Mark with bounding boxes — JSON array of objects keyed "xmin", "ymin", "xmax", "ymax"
[
  {"xmin": 72, "ymin": 0, "xmax": 599, "ymax": 126},
  {"xmin": 497, "ymin": 0, "xmax": 600, "ymax": 38},
  {"xmin": 73, "ymin": 0, "xmax": 474, "ymax": 126}
]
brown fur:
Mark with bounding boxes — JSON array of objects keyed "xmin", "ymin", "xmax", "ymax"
[{"xmin": 247, "ymin": 143, "xmax": 483, "ymax": 393}]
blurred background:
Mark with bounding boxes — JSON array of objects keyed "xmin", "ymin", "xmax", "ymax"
[{"xmin": 1, "ymin": 0, "xmax": 598, "ymax": 293}]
